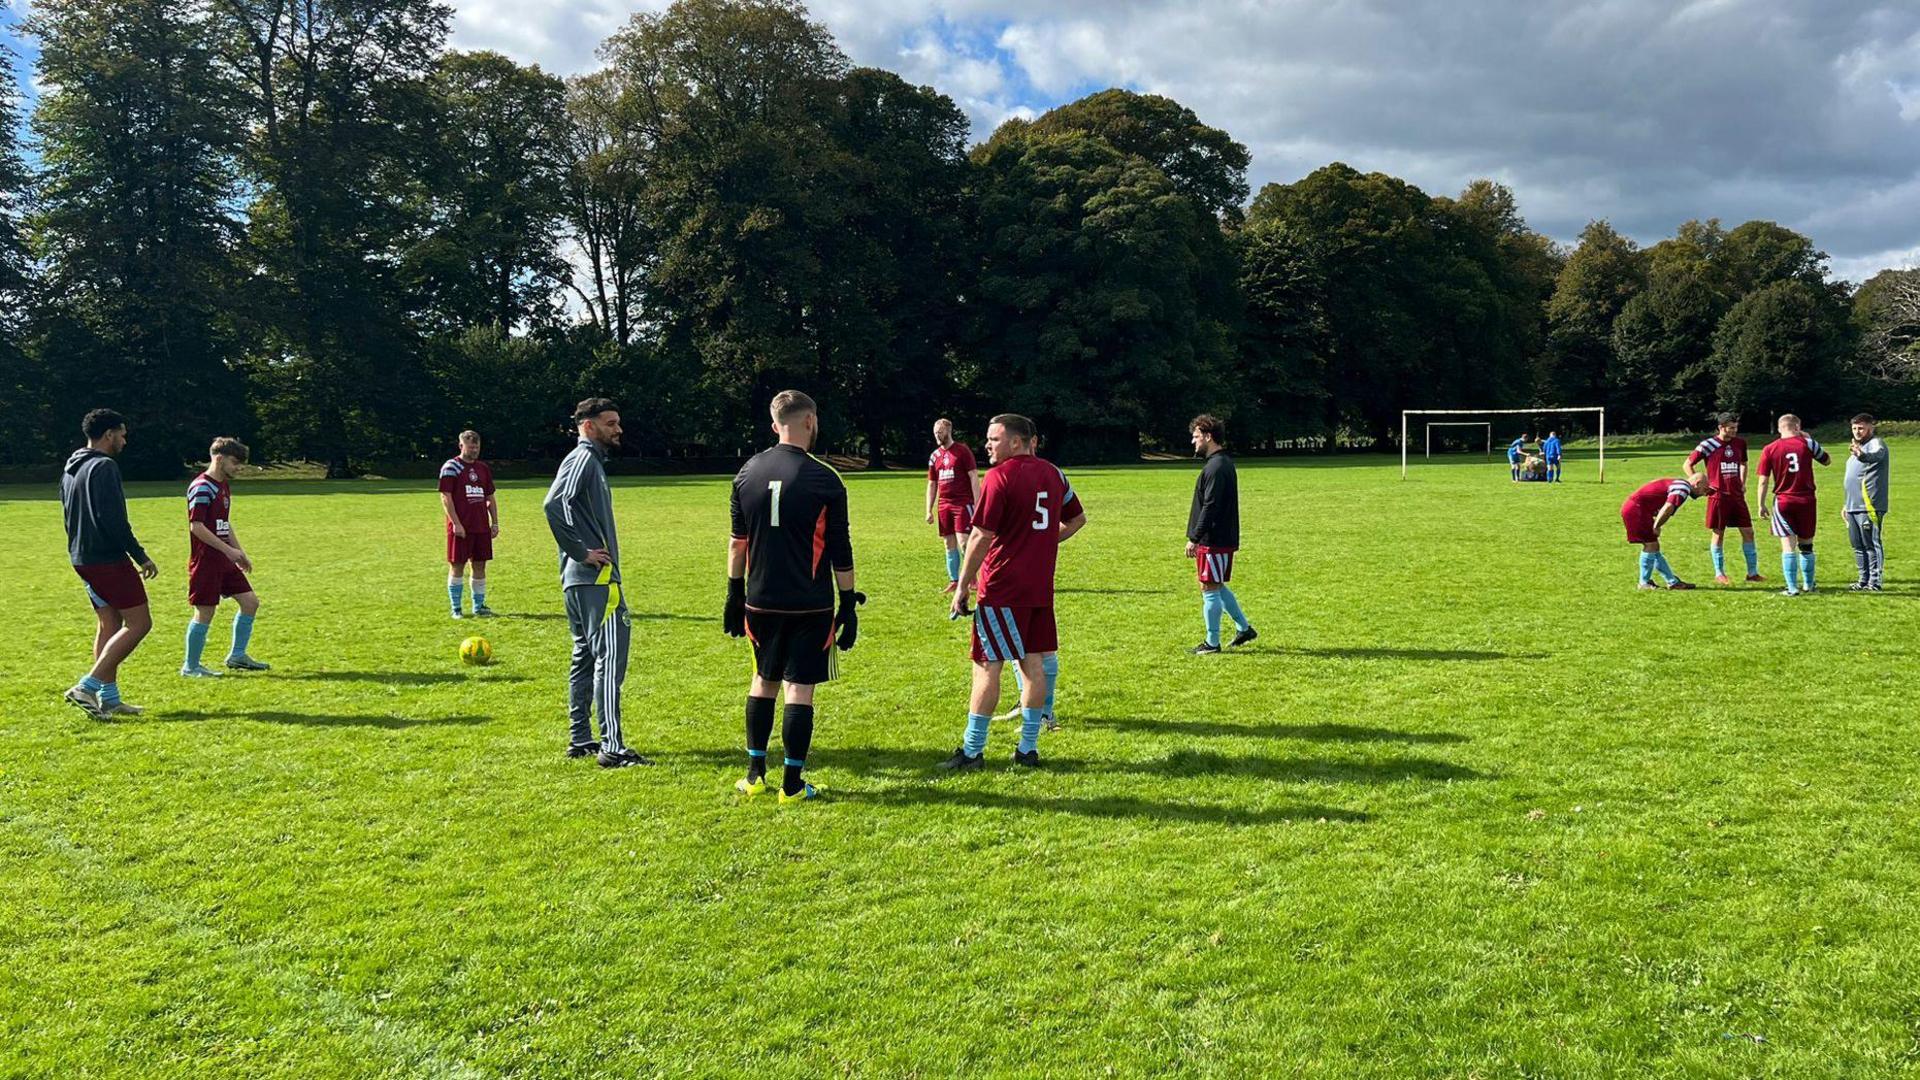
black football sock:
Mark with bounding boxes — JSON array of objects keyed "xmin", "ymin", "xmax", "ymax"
[
  {"xmin": 782, "ymin": 703, "xmax": 815, "ymax": 795},
  {"xmin": 745, "ymin": 695, "xmax": 776, "ymax": 781}
]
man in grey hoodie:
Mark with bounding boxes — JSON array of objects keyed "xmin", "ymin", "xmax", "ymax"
[
  {"xmin": 60, "ymin": 409, "xmax": 160, "ymax": 718},
  {"xmin": 543, "ymin": 397, "xmax": 651, "ymax": 768},
  {"xmin": 1844, "ymin": 413, "xmax": 1891, "ymax": 591}
]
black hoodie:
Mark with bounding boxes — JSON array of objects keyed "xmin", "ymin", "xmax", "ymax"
[
  {"xmin": 61, "ymin": 448, "xmax": 149, "ymax": 567},
  {"xmin": 1186, "ymin": 449, "xmax": 1240, "ymax": 549}
]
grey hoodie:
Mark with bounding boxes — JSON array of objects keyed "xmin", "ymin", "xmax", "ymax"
[
  {"xmin": 61, "ymin": 448, "xmax": 149, "ymax": 567},
  {"xmin": 543, "ymin": 437, "xmax": 620, "ymax": 588},
  {"xmin": 1844, "ymin": 437, "xmax": 1890, "ymax": 516}
]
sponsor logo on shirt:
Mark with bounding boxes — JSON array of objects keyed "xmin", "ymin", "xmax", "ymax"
[{"xmin": 465, "ymin": 484, "xmax": 487, "ymax": 501}]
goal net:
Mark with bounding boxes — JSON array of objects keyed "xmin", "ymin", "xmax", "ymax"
[{"xmin": 1401, "ymin": 407, "xmax": 1607, "ymax": 481}]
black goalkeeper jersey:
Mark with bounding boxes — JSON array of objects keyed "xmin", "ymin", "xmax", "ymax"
[{"xmin": 731, "ymin": 444, "xmax": 853, "ymax": 613}]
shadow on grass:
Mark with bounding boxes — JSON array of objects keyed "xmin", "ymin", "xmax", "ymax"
[
  {"xmin": 281, "ymin": 670, "xmax": 528, "ymax": 685},
  {"xmin": 680, "ymin": 745, "xmax": 1483, "ymax": 785},
  {"xmin": 1076, "ymin": 716, "xmax": 1470, "ymax": 743},
  {"xmin": 155, "ymin": 710, "xmax": 492, "ymax": 729},
  {"xmin": 498, "ymin": 611, "xmax": 710, "ymax": 623},
  {"xmin": 1056, "ymin": 586, "xmax": 1175, "ymax": 596},
  {"xmin": 847, "ymin": 786, "xmax": 1369, "ymax": 825},
  {"xmin": 1249, "ymin": 645, "xmax": 1544, "ymax": 662}
]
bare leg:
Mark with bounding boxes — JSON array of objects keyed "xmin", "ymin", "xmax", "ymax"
[{"xmin": 89, "ymin": 604, "xmax": 152, "ymax": 684}]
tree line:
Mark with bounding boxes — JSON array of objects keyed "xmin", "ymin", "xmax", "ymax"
[{"xmin": 0, "ymin": 0, "xmax": 1916, "ymax": 478}]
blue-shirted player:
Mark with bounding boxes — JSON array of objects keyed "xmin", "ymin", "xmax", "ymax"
[
  {"xmin": 1507, "ymin": 433, "xmax": 1531, "ymax": 481},
  {"xmin": 1541, "ymin": 430, "xmax": 1563, "ymax": 482}
]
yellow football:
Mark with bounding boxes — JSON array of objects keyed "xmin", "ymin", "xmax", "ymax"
[{"xmin": 459, "ymin": 636, "xmax": 493, "ymax": 666}]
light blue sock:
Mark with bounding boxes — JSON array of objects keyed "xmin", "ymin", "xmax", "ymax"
[
  {"xmin": 229, "ymin": 613, "xmax": 255, "ymax": 660},
  {"xmin": 1710, "ymin": 545, "xmax": 1726, "ymax": 577},
  {"xmin": 1742, "ymin": 542, "xmax": 1759, "ymax": 577},
  {"xmin": 1202, "ymin": 590, "xmax": 1224, "ymax": 646},
  {"xmin": 1040, "ymin": 653, "xmax": 1059, "ymax": 718},
  {"xmin": 1018, "ymin": 707, "xmax": 1044, "ymax": 754},
  {"xmin": 1781, "ymin": 552, "xmax": 1798, "ymax": 588},
  {"xmin": 963, "ymin": 712, "xmax": 992, "ymax": 757},
  {"xmin": 1217, "ymin": 586, "xmax": 1249, "ymax": 632},
  {"xmin": 945, "ymin": 547, "xmax": 960, "ymax": 582},
  {"xmin": 1638, "ymin": 552, "xmax": 1656, "ymax": 584},
  {"xmin": 100, "ymin": 681, "xmax": 120, "ymax": 706},
  {"xmin": 1801, "ymin": 551, "xmax": 1815, "ymax": 590},
  {"xmin": 472, "ymin": 580, "xmax": 487, "ymax": 609},
  {"xmin": 185, "ymin": 620, "xmax": 210, "ymax": 669},
  {"xmin": 79, "ymin": 674, "xmax": 104, "ymax": 693},
  {"xmin": 1653, "ymin": 552, "xmax": 1677, "ymax": 583},
  {"xmin": 448, "ymin": 579, "xmax": 463, "ymax": 613}
]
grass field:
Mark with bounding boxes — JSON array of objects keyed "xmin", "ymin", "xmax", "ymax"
[{"xmin": 3, "ymin": 444, "xmax": 1918, "ymax": 1078}]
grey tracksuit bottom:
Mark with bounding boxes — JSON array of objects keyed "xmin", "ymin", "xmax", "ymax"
[{"xmin": 564, "ymin": 583, "xmax": 630, "ymax": 752}]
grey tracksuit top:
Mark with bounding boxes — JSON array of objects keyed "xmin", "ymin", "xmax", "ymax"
[{"xmin": 543, "ymin": 437, "xmax": 620, "ymax": 587}]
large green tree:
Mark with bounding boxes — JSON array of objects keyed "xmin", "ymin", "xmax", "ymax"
[
  {"xmin": 0, "ymin": 42, "xmax": 38, "ymax": 465},
  {"xmin": 1543, "ymin": 221, "xmax": 1645, "ymax": 414},
  {"xmin": 969, "ymin": 128, "xmax": 1228, "ymax": 460},
  {"xmin": 558, "ymin": 70, "xmax": 648, "ymax": 348},
  {"xmin": 1712, "ymin": 279, "xmax": 1856, "ymax": 422},
  {"xmin": 1023, "ymin": 88, "xmax": 1251, "ymax": 224},
  {"xmin": 210, "ymin": 0, "xmax": 451, "ymax": 474},
  {"xmin": 27, "ymin": 0, "xmax": 247, "ymax": 477},
  {"xmin": 408, "ymin": 50, "xmax": 570, "ymax": 334},
  {"xmin": 1231, "ymin": 221, "xmax": 1328, "ymax": 444}
]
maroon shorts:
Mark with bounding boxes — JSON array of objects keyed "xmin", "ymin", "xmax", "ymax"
[
  {"xmin": 75, "ymin": 561, "xmax": 148, "ymax": 611},
  {"xmin": 1621, "ymin": 507, "xmax": 1658, "ymax": 546},
  {"xmin": 936, "ymin": 502, "xmax": 974, "ymax": 539},
  {"xmin": 447, "ymin": 524, "xmax": 494, "ymax": 564},
  {"xmin": 188, "ymin": 557, "xmax": 253, "ymax": 607},
  {"xmin": 1769, "ymin": 498, "xmax": 1817, "ymax": 540},
  {"xmin": 1195, "ymin": 545, "xmax": 1235, "ymax": 584},
  {"xmin": 970, "ymin": 604, "xmax": 1057, "ymax": 663},
  {"xmin": 1705, "ymin": 495, "xmax": 1751, "ymax": 531}
]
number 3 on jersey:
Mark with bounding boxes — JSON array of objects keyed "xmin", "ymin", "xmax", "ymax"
[
  {"xmin": 1032, "ymin": 490, "xmax": 1049, "ymax": 530},
  {"xmin": 768, "ymin": 479, "xmax": 783, "ymax": 526},
  {"xmin": 1785, "ymin": 452, "xmax": 1800, "ymax": 473}
]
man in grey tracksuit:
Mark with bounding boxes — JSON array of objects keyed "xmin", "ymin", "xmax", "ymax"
[
  {"xmin": 543, "ymin": 397, "xmax": 650, "ymax": 767},
  {"xmin": 1844, "ymin": 413, "xmax": 1891, "ymax": 591}
]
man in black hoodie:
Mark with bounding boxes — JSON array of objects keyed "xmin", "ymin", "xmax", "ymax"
[
  {"xmin": 61, "ymin": 409, "xmax": 160, "ymax": 718},
  {"xmin": 1185, "ymin": 414, "xmax": 1257, "ymax": 655}
]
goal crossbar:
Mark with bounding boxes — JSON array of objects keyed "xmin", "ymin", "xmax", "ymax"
[{"xmin": 1401, "ymin": 407, "xmax": 1606, "ymax": 481}]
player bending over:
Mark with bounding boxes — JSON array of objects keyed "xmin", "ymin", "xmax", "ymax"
[
  {"xmin": 1756, "ymin": 413, "xmax": 1831, "ymax": 596},
  {"xmin": 1508, "ymin": 433, "xmax": 1531, "ymax": 482},
  {"xmin": 1844, "ymin": 413, "xmax": 1890, "ymax": 591},
  {"xmin": 1186, "ymin": 413, "xmax": 1256, "ymax": 654},
  {"xmin": 1621, "ymin": 474, "xmax": 1704, "ymax": 590},
  {"xmin": 61, "ymin": 408, "xmax": 160, "ymax": 718},
  {"xmin": 543, "ymin": 398, "xmax": 651, "ymax": 767},
  {"xmin": 1685, "ymin": 413, "xmax": 1761, "ymax": 584},
  {"xmin": 440, "ymin": 430, "xmax": 499, "ymax": 618},
  {"xmin": 724, "ymin": 390, "xmax": 861, "ymax": 803},
  {"xmin": 181, "ymin": 438, "xmax": 270, "ymax": 676},
  {"xmin": 940, "ymin": 414, "xmax": 1085, "ymax": 771},
  {"xmin": 926, "ymin": 418, "xmax": 979, "ymax": 593}
]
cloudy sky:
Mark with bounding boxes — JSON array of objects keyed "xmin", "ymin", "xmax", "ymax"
[{"xmin": 7, "ymin": 0, "xmax": 1920, "ymax": 279}]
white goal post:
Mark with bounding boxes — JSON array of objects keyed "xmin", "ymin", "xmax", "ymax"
[
  {"xmin": 1401, "ymin": 407, "xmax": 1607, "ymax": 481},
  {"xmin": 1424, "ymin": 421, "xmax": 1492, "ymax": 460}
]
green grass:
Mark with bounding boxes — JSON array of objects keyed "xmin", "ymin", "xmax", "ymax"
[{"xmin": 4, "ymin": 444, "xmax": 1918, "ymax": 1078}]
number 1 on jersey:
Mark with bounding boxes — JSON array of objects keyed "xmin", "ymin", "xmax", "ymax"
[{"xmin": 769, "ymin": 479, "xmax": 783, "ymax": 527}]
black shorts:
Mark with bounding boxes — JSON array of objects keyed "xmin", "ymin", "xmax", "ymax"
[{"xmin": 745, "ymin": 609, "xmax": 836, "ymax": 685}]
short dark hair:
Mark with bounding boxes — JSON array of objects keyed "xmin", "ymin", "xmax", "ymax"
[
  {"xmin": 770, "ymin": 390, "xmax": 817, "ymax": 424},
  {"xmin": 82, "ymin": 408, "xmax": 126, "ymax": 441},
  {"xmin": 574, "ymin": 397, "xmax": 617, "ymax": 423},
  {"xmin": 989, "ymin": 413, "xmax": 1037, "ymax": 442},
  {"xmin": 1189, "ymin": 414, "xmax": 1225, "ymax": 443},
  {"xmin": 209, "ymin": 436, "xmax": 249, "ymax": 463},
  {"xmin": 1712, "ymin": 412, "xmax": 1739, "ymax": 428},
  {"xmin": 1852, "ymin": 413, "xmax": 1877, "ymax": 426}
]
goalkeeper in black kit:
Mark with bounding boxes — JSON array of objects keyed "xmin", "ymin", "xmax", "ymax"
[{"xmin": 724, "ymin": 390, "xmax": 863, "ymax": 803}]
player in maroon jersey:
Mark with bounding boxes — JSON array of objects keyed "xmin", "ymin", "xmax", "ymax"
[
  {"xmin": 1685, "ymin": 412, "xmax": 1762, "ymax": 584},
  {"xmin": 439, "ymin": 430, "xmax": 499, "ymax": 618},
  {"xmin": 939, "ymin": 414, "xmax": 1086, "ymax": 770},
  {"xmin": 182, "ymin": 437, "xmax": 268, "ymax": 676},
  {"xmin": 1620, "ymin": 473, "xmax": 1704, "ymax": 590},
  {"xmin": 1755, "ymin": 413, "xmax": 1832, "ymax": 595},
  {"xmin": 925, "ymin": 418, "xmax": 980, "ymax": 593}
]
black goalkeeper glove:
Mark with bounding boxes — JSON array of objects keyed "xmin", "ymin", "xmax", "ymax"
[
  {"xmin": 834, "ymin": 589, "xmax": 866, "ymax": 651},
  {"xmin": 724, "ymin": 577, "xmax": 746, "ymax": 638}
]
